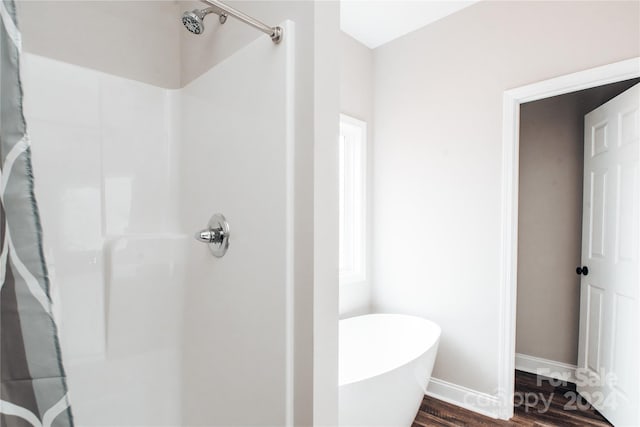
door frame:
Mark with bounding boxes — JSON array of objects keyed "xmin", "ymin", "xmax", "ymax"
[{"xmin": 498, "ymin": 57, "xmax": 640, "ymax": 420}]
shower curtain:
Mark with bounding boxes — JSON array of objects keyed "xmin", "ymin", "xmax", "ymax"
[{"xmin": 0, "ymin": 1, "xmax": 73, "ymax": 426}]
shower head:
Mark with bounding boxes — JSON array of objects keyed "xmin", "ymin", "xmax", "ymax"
[
  {"xmin": 182, "ymin": 7, "xmax": 227, "ymax": 35},
  {"xmin": 182, "ymin": 10, "xmax": 205, "ymax": 35}
]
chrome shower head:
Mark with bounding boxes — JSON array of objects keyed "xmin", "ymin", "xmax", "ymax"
[
  {"xmin": 182, "ymin": 8, "xmax": 227, "ymax": 35},
  {"xmin": 182, "ymin": 9, "xmax": 206, "ymax": 35}
]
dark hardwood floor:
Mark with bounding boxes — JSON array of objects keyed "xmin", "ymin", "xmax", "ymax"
[{"xmin": 413, "ymin": 371, "xmax": 612, "ymax": 426}]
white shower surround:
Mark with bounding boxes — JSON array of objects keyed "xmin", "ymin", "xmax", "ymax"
[
  {"xmin": 179, "ymin": 21, "xmax": 296, "ymax": 425},
  {"xmin": 22, "ymin": 21, "xmax": 299, "ymax": 426},
  {"xmin": 23, "ymin": 53, "xmax": 185, "ymax": 425}
]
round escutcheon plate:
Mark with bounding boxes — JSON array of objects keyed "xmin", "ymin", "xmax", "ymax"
[{"xmin": 208, "ymin": 213, "xmax": 230, "ymax": 258}]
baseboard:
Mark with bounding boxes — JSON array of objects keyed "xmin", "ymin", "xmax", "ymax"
[
  {"xmin": 426, "ymin": 377, "xmax": 502, "ymax": 419},
  {"xmin": 515, "ymin": 353, "xmax": 577, "ymax": 384},
  {"xmin": 424, "ymin": 355, "xmax": 578, "ymax": 420}
]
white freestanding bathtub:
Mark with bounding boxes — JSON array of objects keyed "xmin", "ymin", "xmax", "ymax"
[{"xmin": 339, "ymin": 314, "xmax": 441, "ymax": 427}]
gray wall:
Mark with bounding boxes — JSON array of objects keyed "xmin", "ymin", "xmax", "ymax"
[
  {"xmin": 340, "ymin": 32, "xmax": 373, "ymax": 121},
  {"xmin": 178, "ymin": 1, "xmax": 314, "ymax": 86},
  {"xmin": 18, "ymin": 1, "xmax": 182, "ymax": 88},
  {"xmin": 517, "ymin": 79, "xmax": 640, "ymax": 365},
  {"xmin": 339, "ymin": 31, "xmax": 373, "ymax": 318},
  {"xmin": 18, "ymin": 1, "xmax": 315, "ymax": 89}
]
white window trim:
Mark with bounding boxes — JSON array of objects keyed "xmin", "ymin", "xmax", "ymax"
[{"xmin": 339, "ymin": 113, "xmax": 367, "ymax": 285}]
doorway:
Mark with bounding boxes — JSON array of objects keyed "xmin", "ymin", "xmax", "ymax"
[
  {"xmin": 498, "ymin": 58, "xmax": 640, "ymax": 421},
  {"xmin": 514, "ymin": 78, "xmax": 639, "ymax": 425}
]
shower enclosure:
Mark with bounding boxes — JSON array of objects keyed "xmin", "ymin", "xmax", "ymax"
[{"xmin": 3, "ymin": 0, "xmax": 339, "ymax": 425}]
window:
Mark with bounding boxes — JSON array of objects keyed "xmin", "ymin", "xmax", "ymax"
[{"xmin": 339, "ymin": 114, "xmax": 367, "ymax": 284}]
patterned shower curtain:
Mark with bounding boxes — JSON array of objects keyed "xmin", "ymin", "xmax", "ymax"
[{"xmin": 0, "ymin": 1, "xmax": 73, "ymax": 426}]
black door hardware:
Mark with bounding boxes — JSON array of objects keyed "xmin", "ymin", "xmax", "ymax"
[{"xmin": 576, "ymin": 266, "xmax": 589, "ymax": 276}]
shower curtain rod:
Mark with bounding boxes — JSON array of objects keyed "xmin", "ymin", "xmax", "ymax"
[{"xmin": 202, "ymin": 0, "xmax": 283, "ymax": 43}]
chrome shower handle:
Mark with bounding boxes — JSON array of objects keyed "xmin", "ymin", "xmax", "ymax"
[
  {"xmin": 194, "ymin": 228, "xmax": 224, "ymax": 244},
  {"xmin": 194, "ymin": 213, "xmax": 230, "ymax": 258}
]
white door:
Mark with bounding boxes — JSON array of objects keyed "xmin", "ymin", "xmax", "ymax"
[{"xmin": 578, "ymin": 83, "xmax": 639, "ymax": 426}]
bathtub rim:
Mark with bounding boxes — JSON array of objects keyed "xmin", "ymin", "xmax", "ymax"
[{"xmin": 339, "ymin": 313, "xmax": 441, "ymax": 387}]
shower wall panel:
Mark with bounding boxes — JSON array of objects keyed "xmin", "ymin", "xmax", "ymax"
[
  {"xmin": 21, "ymin": 19, "xmax": 299, "ymax": 426},
  {"xmin": 22, "ymin": 53, "xmax": 186, "ymax": 425},
  {"xmin": 179, "ymin": 22, "xmax": 295, "ymax": 426}
]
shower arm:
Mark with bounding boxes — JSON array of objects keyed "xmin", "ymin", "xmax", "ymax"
[{"xmin": 201, "ymin": 0, "xmax": 282, "ymax": 43}]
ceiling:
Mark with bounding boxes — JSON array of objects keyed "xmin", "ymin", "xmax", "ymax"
[{"xmin": 340, "ymin": 1, "xmax": 479, "ymax": 49}]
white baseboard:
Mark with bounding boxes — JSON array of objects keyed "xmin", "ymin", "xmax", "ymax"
[
  {"xmin": 424, "ymin": 356, "xmax": 577, "ymax": 420},
  {"xmin": 426, "ymin": 377, "xmax": 502, "ymax": 419},
  {"xmin": 515, "ymin": 353, "xmax": 577, "ymax": 384}
]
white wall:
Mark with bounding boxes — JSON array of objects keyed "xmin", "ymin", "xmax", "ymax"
[
  {"xmin": 314, "ymin": 3, "xmax": 340, "ymax": 425},
  {"xmin": 339, "ymin": 31, "xmax": 374, "ymax": 318},
  {"xmin": 23, "ymin": 54, "xmax": 185, "ymax": 425},
  {"xmin": 371, "ymin": 0, "xmax": 640, "ymax": 416}
]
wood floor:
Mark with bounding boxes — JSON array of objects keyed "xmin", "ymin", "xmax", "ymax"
[{"xmin": 413, "ymin": 371, "xmax": 612, "ymax": 426}]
